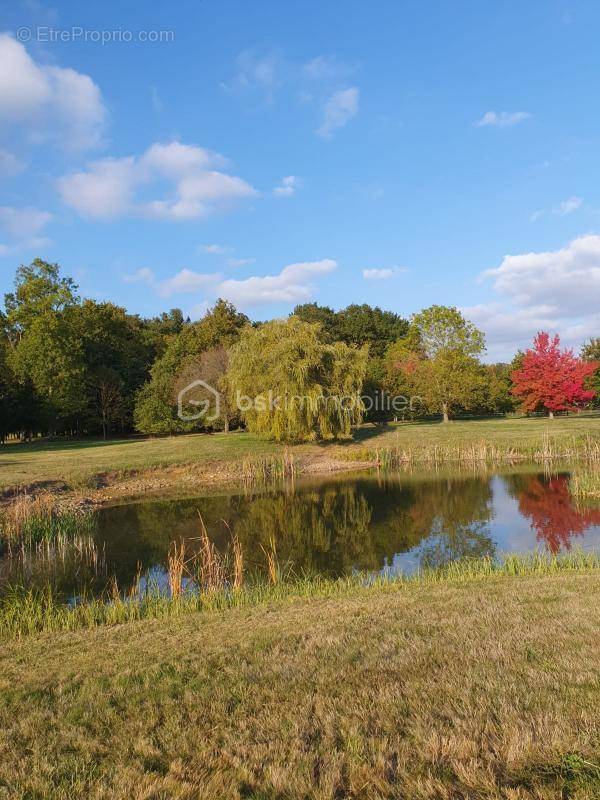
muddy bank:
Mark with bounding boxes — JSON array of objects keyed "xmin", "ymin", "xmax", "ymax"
[{"xmin": 0, "ymin": 454, "xmax": 378, "ymax": 511}]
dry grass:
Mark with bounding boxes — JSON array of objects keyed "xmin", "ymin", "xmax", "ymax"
[{"xmin": 1, "ymin": 569, "xmax": 600, "ymax": 798}]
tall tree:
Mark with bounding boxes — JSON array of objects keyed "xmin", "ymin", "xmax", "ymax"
[
  {"xmin": 134, "ymin": 300, "xmax": 248, "ymax": 434},
  {"xmin": 387, "ymin": 305, "xmax": 486, "ymax": 422},
  {"xmin": 4, "ymin": 259, "xmax": 79, "ymax": 347},
  {"xmin": 512, "ymin": 332, "xmax": 597, "ymax": 418},
  {"xmin": 227, "ymin": 317, "xmax": 367, "ymax": 442}
]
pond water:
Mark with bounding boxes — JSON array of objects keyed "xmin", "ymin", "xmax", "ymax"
[{"xmin": 5, "ymin": 467, "xmax": 600, "ymax": 598}]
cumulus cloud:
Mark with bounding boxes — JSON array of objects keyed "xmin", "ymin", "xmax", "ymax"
[
  {"xmin": 57, "ymin": 141, "xmax": 257, "ymax": 221},
  {"xmin": 273, "ymin": 175, "xmax": 300, "ymax": 197},
  {"xmin": 317, "ymin": 87, "xmax": 359, "ymax": 138},
  {"xmin": 475, "ymin": 110, "xmax": 531, "ymax": 128},
  {"xmin": 125, "ymin": 259, "xmax": 337, "ymax": 309},
  {"xmin": 484, "ymin": 234, "xmax": 600, "ymax": 317},
  {"xmin": 0, "ymin": 33, "xmax": 107, "ymax": 151},
  {"xmin": 219, "ymin": 259, "xmax": 337, "ymax": 306},
  {"xmin": 123, "ymin": 267, "xmax": 221, "ymax": 297},
  {"xmin": 465, "ymin": 234, "xmax": 600, "ymax": 359},
  {"xmin": 362, "ymin": 267, "xmax": 406, "ymax": 280}
]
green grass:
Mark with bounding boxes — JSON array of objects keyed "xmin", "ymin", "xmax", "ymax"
[
  {"xmin": 2, "ymin": 414, "xmax": 600, "ymax": 492},
  {"xmin": 570, "ymin": 464, "xmax": 600, "ymax": 498},
  {"xmin": 2, "ymin": 561, "xmax": 600, "ymax": 798},
  {"xmin": 1, "ymin": 551, "xmax": 598, "ymax": 638}
]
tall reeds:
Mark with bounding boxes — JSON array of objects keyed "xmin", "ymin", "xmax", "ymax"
[{"xmin": 3, "ymin": 549, "xmax": 600, "ymax": 640}]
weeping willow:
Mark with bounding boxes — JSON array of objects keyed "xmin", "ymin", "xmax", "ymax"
[{"xmin": 227, "ymin": 317, "xmax": 368, "ymax": 442}]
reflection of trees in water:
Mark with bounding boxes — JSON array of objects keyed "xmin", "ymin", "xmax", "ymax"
[
  {"xmin": 411, "ymin": 477, "xmax": 495, "ymax": 569},
  {"xmin": 504, "ymin": 473, "xmax": 600, "ymax": 553},
  {"xmin": 93, "ymin": 474, "xmax": 497, "ymax": 587}
]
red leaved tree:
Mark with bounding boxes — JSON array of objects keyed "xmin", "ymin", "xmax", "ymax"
[{"xmin": 511, "ymin": 332, "xmax": 597, "ymax": 418}]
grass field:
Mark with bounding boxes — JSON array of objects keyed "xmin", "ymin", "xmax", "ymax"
[
  {"xmin": 2, "ymin": 567, "xmax": 600, "ymax": 798},
  {"xmin": 1, "ymin": 414, "xmax": 600, "ymax": 492}
]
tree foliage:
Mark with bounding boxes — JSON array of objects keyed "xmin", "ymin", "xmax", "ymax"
[
  {"xmin": 227, "ymin": 317, "xmax": 368, "ymax": 442},
  {"xmin": 385, "ymin": 305, "xmax": 487, "ymax": 422},
  {"xmin": 511, "ymin": 332, "xmax": 597, "ymax": 417}
]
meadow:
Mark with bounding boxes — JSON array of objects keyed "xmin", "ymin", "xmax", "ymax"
[
  {"xmin": 1, "ymin": 563, "xmax": 600, "ymax": 799},
  {"xmin": 1, "ymin": 414, "xmax": 600, "ymax": 493}
]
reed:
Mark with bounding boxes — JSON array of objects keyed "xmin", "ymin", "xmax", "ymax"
[
  {"xmin": 569, "ymin": 464, "xmax": 600, "ymax": 498},
  {"xmin": 167, "ymin": 539, "xmax": 186, "ymax": 598},
  {"xmin": 2, "ymin": 550, "xmax": 600, "ymax": 640},
  {"xmin": 347, "ymin": 433, "xmax": 600, "ymax": 470}
]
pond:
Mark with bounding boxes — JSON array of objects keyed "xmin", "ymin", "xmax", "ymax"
[{"xmin": 6, "ymin": 466, "xmax": 600, "ymax": 600}]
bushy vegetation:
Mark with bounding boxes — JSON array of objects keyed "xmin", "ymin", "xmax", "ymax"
[{"xmin": 1, "ymin": 259, "xmax": 598, "ymax": 444}]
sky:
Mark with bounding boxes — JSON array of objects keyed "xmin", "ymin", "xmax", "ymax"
[{"xmin": 1, "ymin": 0, "xmax": 599, "ymax": 361}]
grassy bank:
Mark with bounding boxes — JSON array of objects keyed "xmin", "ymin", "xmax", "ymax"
[
  {"xmin": 2, "ymin": 562, "xmax": 600, "ymax": 798},
  {"xmin": 1, "ymin": 415, "xmax": 600, "ymax": 495}
]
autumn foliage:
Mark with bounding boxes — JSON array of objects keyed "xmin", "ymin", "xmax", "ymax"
[{"xmin": 511, "ymin": 332, "xmax": 597, "ymax": 416}]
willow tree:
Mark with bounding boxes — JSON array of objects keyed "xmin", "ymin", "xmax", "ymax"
[{"xmin": 227, "ymin": 317, "xmax": 367, "ymax": 442}]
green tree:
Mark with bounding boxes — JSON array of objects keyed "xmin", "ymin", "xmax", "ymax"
[
  {"xmin": 227, "ymin": 316, "xmax": 367, "ymax": 442},
  {"xmin": 484, "ymin": 363, "xmax": 517, "ymax": 414},
  {"xmin": 4, "ymin": 259, "xmax": 79, "ymax": 346},
  {"xmin": 11, "ymin": 313, "xmax": 86, "ymax": 434},
  {"xmin": 388, "ymin": 305, "xmax": 486, "ymax": 423},
  {"xmin": 134, "ymin": 300, "xmax": 248, "ymax": 434},
  {"xmin": 582, "ymin": 338, "xmax": 600, "ymax": 407}
]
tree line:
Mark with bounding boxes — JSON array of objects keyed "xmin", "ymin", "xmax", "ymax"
[{"xmin": 0, "ymin": 259, "xmax": 598, "ymax": 443}]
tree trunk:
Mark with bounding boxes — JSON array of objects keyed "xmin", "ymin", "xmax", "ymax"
[
  {"xmin": 548, "ymin": 410, "xmax": 554, "ymax": 419},
  {"xmin": 223, "ymin": 417, "xmax": 229, "ymax": 434},
  {"xmin": 442, "ymin": 402, "xmax": 449, "ymax": 424}
]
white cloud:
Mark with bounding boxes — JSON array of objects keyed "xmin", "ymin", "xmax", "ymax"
[
  {"xmin": 468, "ymin": 234, "xmax": 600, "ymax": 359},
  {"xmin": 530, "ymin": 196, "xmax": 583, "ymax": 222},
  {"xmin": 227, "ymin": 257, "xmax": 255, "ymax": 268},
  {"xmin": 555, "ymin": 195, "xmax": 582, "ymax": 216},
  {"xmin": 0, "ymin": 205, "xmax": 52, "ymax": 256},
  {"xmin": 273, "ymin": 175, "xmax": 300, "ymax": 197},
  {"xmin": 362, "ymin": 267, "xmax": 406, "ymax": 280},
  {"xmin": 123, "ymin": 258, "xmax": 337, "ymax": 308},
  {"xmin": 58, "ymin": 141, "xmax": 257, "ymax": 221},
  {"xmin": 200, "ymin": 243, "xmax": 232, "ymax": 255},
  {"xmin": 159, "ymin": 269, "xmax": 221, "ymax": 297},
  {"xmin": 223, "ymin": 50, "xmax": 281, "ymax": 102},
  {"xmin": 317, "ymin": 87, "xmax": 359, "ymax": 138},
  {"xmin": 218, "ymin": 259, "xmax": 337, "ymax": 306},
  {"xmin": 123, "ymin": 267, "xmax": 221, "ymax": 297},
  {"xmin": 302, "ymin": 55, "xmax": 356, "ymax": 81},
  {"xmin": 475, "ymin": 110, "xmax": 531, "ymax": 128},
  {"xmin": 484, "ymin": 234, "xmax": 600, "ymax": 317},
  {"xmin": 0, "ymin": 33, "xmax": 107, "ymax": 150},
  {"xmin": 0, "ymin": 206, "xmax": 51, "ymax": 239},
  {"xmin": 122, "ymin": 267, "xmax": 156, "ymax": 286}
]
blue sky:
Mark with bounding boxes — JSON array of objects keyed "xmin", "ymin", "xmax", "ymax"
[{"xmin": 1, "ymin": 0, "xmax": 600, "ymax": 360}]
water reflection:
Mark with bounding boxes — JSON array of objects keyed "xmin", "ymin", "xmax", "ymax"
[
  {"xmin": 503, "ymin": 473, "xmax": 600, "ymax": 553},
  {"xmin": 3, "ymin": 468, "xmax": 600, "ymax": 598}
]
